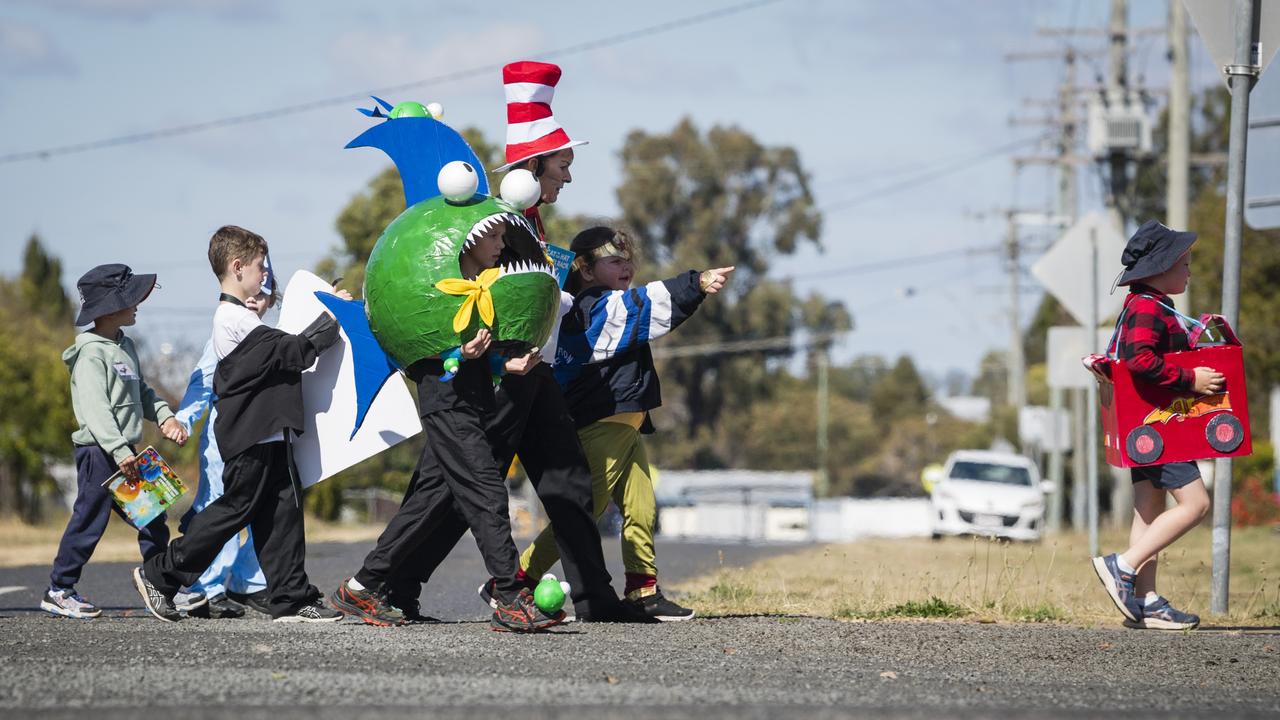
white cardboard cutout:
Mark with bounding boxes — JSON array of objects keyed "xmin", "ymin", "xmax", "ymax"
[{"xmin": 276, "ymin": 270, "xmax": 421, "ymax": 487}]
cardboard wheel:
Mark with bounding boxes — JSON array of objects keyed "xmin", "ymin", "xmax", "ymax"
[
  {"xmin": 1205, "ymin": 414, "xmax": 1244, "ymax": 453},
  {"xmin": 1125, "ymin": 426, "xmax": 1163, "ymax": 464}
]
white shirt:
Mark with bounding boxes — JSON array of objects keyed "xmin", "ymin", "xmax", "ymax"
[
  {"xmin": 211, "ymin": 301, "xmax": 284, "ymax": 444},
  {"xmin": 542, "ymin": 291, "xmax": 574, "ymax": 365}
]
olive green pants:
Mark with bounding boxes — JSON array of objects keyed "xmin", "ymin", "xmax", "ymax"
[{"xmin": 519, "ymin": 420, "xmax": 657, "ymax": 578}]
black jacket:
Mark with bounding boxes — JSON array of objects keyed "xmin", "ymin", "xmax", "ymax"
[
  {"xmin": 213, "ymin": 315, "xmax": 340, "ymax": 459},
  {"xmin": 554, "ymin": 270, "xmax": 705, "ymax": 431}
]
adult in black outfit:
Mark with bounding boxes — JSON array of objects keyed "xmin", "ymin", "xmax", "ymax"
[{"xmin": 386, "ymin": 60, "xmax": 651, "ymax": 623}]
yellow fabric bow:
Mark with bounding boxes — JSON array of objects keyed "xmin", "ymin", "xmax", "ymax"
[{"xmin": 435, "ymin": 267, "xmax": 501, "ymax": 333}]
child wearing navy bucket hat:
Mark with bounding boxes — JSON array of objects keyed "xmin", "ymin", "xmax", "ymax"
[
  {"xmin": 1090, "ymin": 220, "xmax": 1224, "ymax": 631},
  {"xmin": 42, "ymin": 264, "xmax": 191, "ymax": 619}
]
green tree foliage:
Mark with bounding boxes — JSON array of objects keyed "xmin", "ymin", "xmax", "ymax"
[
  {"xmin": 0, "ymin": 237, "xmax": 77, "ymax": 520},
  {"xmin": 870, "ymin": 355, "xmax": 929, "ymax": 422},
  {"xmin": 614, "ymin": 118, "xmax": 845, "ymax": 445},
  {"xmin": 21, "ymin": 234, "xmax": 73, "ymax": 324}
]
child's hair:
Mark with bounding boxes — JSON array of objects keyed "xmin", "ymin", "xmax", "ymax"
[
  {"xmin": 566, "ymin": 226, "xmax": 635, "ymax": 295},
  {"xmin": 208, "ymin": 225, "xmax": 268, "ymax": 280}
]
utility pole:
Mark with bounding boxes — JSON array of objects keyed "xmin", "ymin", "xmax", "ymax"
[
  {"xmin": 1005, "ymin": 211, "xmax": 1026, "ymax": 414},
  {"xmin": 1104, "ymin": 0, "xmax": 1135, "ymax": 532},
  {"xmin": 815, "ymin": 348, "xmax": 830, "ymax": 498},
  {"xmin": 1048, "ymin": 50, "xmax": 1079, "ymax": 534},
  {"xmin": 1167, "ymin": 0, "xmax": 1192, "ymax": 314},
  {"xmin": 1107, "ymin": 0, "xmax": 1131, "ymax": 209},
  {"xmin": 1212, "ymin": 0, "xmax": 1261, "ymax": 617}
]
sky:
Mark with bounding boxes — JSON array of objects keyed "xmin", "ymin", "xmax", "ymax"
[{"xmin": 0, "ymin": 0, "xmax": 1223, "ymax": 386}]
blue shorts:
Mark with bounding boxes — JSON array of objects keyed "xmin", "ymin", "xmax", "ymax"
[{"xmin": 1131, "ymin": 461, "xmax": 1200, "ymax": 490}]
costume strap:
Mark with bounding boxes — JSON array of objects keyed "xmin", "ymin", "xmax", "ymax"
[
  {"xmin": 219, "ymin": 293, "xmax": 246, "ymax": 308},
  {"xmin": 1105, "ymin": 293, "xmax": 1213, "ymax": 360}
]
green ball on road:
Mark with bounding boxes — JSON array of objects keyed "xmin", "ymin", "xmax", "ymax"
[{"xmin": 533, "ymin": 574, "xmax": 567, "ymax": 614}]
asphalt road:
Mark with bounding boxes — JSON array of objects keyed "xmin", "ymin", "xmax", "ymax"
[{"xmin": 1, "ymin": 538, "xmax": 1277, "ymax": 719}]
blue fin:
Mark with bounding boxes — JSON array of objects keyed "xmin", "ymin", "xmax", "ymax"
[
  {"xmin": 345, "ymin": 115, "xmax": 489, "ymax": 207},
  {"xmin": 315, "ymin": 292, "xmax": 399, "ymax": 440}
]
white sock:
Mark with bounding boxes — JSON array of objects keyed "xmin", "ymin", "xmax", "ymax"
[
  {"xmin": 347, "ymin": 578, "xmax": 365, "ymax": 592},
  {"xmin": 1144, "ymin": 592, "xmax": 1160, "ymax": 607},
  {"xmin": 1115, "ymin": 555, "xmax": 1137, "ymax": 574}
]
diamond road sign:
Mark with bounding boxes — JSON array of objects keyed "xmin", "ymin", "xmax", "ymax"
[
  {"xmin": 1031, "ymin": 212, "xmax": 1128, "ymax": 327},
  {"xmin": 1185, "ymin": 0, "xmax": 1280, "ymax": 84}
]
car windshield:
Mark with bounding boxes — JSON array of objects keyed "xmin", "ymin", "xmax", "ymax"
[{"xmin": 949, "ymin": 461, "xmax": 1032, "ymax": 486}]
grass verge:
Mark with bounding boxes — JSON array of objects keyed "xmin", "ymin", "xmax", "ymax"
[{"xmin": 670, "ymin": 526, "xmax": 1280, "ymax": 627}]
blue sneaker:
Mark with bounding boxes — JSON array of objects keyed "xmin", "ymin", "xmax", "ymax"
[
  {"xmin": 1124, "ymin": 596, "xmax": 1200, "ymax": 630},
  {"xmin": 1091, "ymin": 554, "xmax": 1142, "ymax": 622}
]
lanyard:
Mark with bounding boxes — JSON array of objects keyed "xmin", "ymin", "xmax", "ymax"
[{"xmin": 219, "ymin": 293, "xmax": 246, "ymax": 308}]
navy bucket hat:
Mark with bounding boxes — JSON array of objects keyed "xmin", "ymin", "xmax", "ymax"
[
  {"xmin": 1116, "ymin": 219, "xmax": 1198, "ymax": 287},
  {"xmin": 74, "ymin": 263, "xmax": 156, "ymax": 326}
]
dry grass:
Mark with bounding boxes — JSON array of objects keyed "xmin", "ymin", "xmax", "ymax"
[
  {"xmin": 669, "ymin": 526, "xmax": 1280, "ymax": 627},
  {"xmin": 0, "ymin": 516, "xmax": 386, "ymax": 568}
]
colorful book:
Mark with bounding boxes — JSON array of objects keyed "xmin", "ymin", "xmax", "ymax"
[
  {"xmin": 545, "ymin": 244, "xmax": 575, "ymax": 289},
  {"xmin": 102, "ymin": 446, "xmax": 186, "ymax": 527}
]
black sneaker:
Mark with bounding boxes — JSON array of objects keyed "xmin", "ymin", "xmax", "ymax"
[
  {"xmin": 132, "ymin": 567, "xmax": 181, "ymax": 623},
  {"xmin": 330, "ymin": 580, "xmax": 405, "ymax": 627},
  {"xmin": 490, "ymin": 587, "xmax": 565, "ymax": 633},
  {"xmin": 274, "ymin": 597, "xmax": 342, "ymax": 623},
  {"xmin": 575, "ymin": 596, "xmax": 660, "ymax": 624},
  {"xmin": 188, "ymin": 593, "xmax": 245, "ymax": 619},
  {"xmin": 387, "ymin": 592, "xmax": 439, "ymax": 624},
  {"xmin": 625, "ymin": 587, "xmax": 695, "ymax": 622},
  {"xmin": 226, "ymin": 589, "xmax": 272, "ymax": 616}
]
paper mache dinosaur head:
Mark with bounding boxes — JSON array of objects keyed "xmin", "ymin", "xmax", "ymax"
[{"xmin": 349, "ymin": 97, "xmax": 560, "ymax": 368}]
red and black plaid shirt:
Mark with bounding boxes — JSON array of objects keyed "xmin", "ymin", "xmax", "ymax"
[{"xmin": 1114, "ymin": 283, "xmax": 1194, "ymax": 391}]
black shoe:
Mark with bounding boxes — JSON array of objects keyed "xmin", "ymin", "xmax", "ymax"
[
  {"xmin": 574, "ymin": 596, "xmax": 660, "ymax": 624},
  {"xmin": 274, "ymin": 597, "xmax": 342, "ymax": 623},
  {"xmin": 189, "ymin": 593, "xmax": 246, "ymax": 619},
  {"xmin": 491, "ymin": 587, "xmax": 565, "ymax": 633},
  {"xmin": 132, "ymin": 567, "xmax": 181, "ymax": 623},
  {"xmin": 330, "ymin": 580, "xmax": 405, "ymax": 627},
  {"xmin": 387, "ymin": 593, "xmax": 439, "ymax": 624},
  {"xmin": 625, "ymin": 587, "xmax": 695, "ymax": 622},
  {"xmin": 226, "ymin": 589, "xmax": 272, "ymax": 616}
]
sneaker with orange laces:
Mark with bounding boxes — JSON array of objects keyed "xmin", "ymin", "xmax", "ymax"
[
  {"xmin": 490, "ymin": 587, "xmax": 565, "ymax": 633},
  {"xmin": 331, "ymin": 579, "xmax": 405, "ymax": 627}
]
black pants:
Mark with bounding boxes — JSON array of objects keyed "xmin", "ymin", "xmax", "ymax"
[
  {"xmin": 50, "ymin": 444, "xmax": 170, "ymax": 590},
  {"xmin": 386, "ymin": 369, "xmax": 615, "ymax": 608},
  {"xmin": 355, "ymin": 406, "xmax": 523, "ymax": 598},
  {"xmin": 143, "ymin": 441, "xmax": 318, "ymax": 618}
]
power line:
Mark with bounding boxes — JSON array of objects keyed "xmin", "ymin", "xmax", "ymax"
[
  {"xmin": 820, "ymin": 134, "xmax": 1049, "ymax": 214},
  {"xmin": 0, "ymin": 0, "xmax": 780, "ymax": 166},
  {"xmin": 778, "ymin": 243, "xmax": 1002, "ymax": 282}
]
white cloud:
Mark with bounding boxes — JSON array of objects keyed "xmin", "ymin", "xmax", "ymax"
[
  {"xmin": 0, "ymin": 21, "xmax": 76, "ymax": 76},
  {"xmin": 328, "ymin": 24, "xmax": 546, "ymax": 98},
  {"xmin": 17, "ymin": 0, "xmax": 274, "ymax": 22}
]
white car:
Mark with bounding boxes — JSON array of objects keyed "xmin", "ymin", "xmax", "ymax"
[{"xmin": 930, "ymin": 450, "xmax": 1053, "ymax": 542}]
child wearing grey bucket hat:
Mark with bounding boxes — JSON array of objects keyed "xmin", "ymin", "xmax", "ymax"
[
  {"xmin": 1090, "ymin": 220, "xmax": 1224, "ymax": 632},
  {"xmin": 42, "ymin": 264, "xmax": 191, "ymax": 620}
]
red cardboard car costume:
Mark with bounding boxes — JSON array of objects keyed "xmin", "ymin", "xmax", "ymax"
[{"xmin": 1086, "ymin": 310, "xmax": 1251, "ymax": 467}]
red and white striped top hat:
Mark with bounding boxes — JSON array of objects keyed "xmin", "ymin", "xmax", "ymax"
[{"xmin": 496, "ymin": 60, "xmax": 588, "ymax": 172}]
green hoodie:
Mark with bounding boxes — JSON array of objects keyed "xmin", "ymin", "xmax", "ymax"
[{"xmin": 62, "ymin": 330, "xmax": 175, "ymax": 464}]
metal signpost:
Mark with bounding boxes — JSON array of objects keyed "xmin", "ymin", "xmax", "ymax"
[{"xmin": 1184, "ymin": 0, "xmax": 1278, "ymax": 613}]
